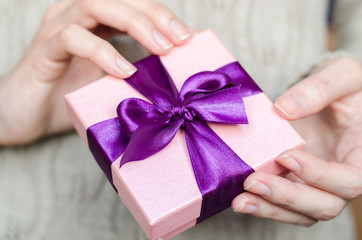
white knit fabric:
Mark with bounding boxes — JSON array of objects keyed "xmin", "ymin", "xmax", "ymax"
[{"xmin": 0, "ymin": 0, "xmax": 361, "ymax": 239}]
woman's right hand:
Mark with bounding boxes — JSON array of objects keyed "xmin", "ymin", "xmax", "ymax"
[{"xmin": 0, "ymin": 0, "xmax": 191, "ymax": 145}]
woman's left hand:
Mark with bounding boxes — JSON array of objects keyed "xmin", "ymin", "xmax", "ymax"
[{"xmin": 232, "ymin": 57, "xmax": 362, "ymax": 226}]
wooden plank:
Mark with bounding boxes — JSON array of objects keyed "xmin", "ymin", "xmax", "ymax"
[{"xmin": 351, "ymin": 196, "xmax": 362, "ymax": 240}]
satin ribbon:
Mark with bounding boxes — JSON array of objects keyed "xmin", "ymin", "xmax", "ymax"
[{"xmin": 87, "ymin": 55, "xmax": 262, "ymax": 223}]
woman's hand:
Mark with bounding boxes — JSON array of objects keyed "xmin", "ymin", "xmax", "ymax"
[
  {"xmin": 0, "ymin": 0, "xmax": 191, "ymax": 145},
  {"xmin": 232, "ymin": 57, "xmax": 362, "ymax": 226}
]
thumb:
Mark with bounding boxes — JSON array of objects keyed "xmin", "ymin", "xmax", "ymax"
[{"xmin": 274, "ymin": 57, "xmax": 362, "ymax": 120}]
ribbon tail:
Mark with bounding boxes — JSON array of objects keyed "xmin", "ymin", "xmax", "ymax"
[
  {"xmin": 87, "ymin": 118, "xmax": 131, "ymax": 189},
  {"xmin": 184, "ymin": 120, "xmax": 254, "ymax": 223},
  {"xmin": 120, "ymin": 118, "xmax": 184, "ymax": 167},
  {"xmin": 216, "ymin": 62, "xmax": 262, "ymax": 97}
]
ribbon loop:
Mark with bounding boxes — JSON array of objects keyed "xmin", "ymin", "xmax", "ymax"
[
  {"xmin": 117, "ymin": 98, "xmax": 170, "ymax": 135},
  {"xmin": 120, "ymin": 119, "xmax": 184, "ymax": 166},
  {"xmin": 185, "ymin": 86, "xmax": 248, "ymax": 124},
  {"xmin": 180, "ymin": 71, "xmax": 235, "ymax": 102},
  {"xmin": 125, "ymin": 56, "xmax": 179, "ymax": 109}
]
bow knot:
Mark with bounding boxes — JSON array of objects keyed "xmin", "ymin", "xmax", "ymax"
[{"xmin": 170, "ymin": 105, "xmax": 194, "ymax": 122}]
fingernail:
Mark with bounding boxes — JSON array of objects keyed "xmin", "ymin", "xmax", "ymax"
[
  {"xmin": 153, "ymin": 29, "xmax": 173, "ymax": 50},
  {"xmin": 171, "ymin": 20, "xmax": 191, "ymax": 41},
  {"xmin": 276, "ymin": 154, "xmax": 301, "ymax": 173},
  {"xmin": 233, "ymin": 202, "xmax": 258, "ymax": 214},
  {"xmin": 244, "ymin": 180, "xmax": 271, "ymax": 197},
  {"xmin": 274, "ymin": 92, "xmax": 304, "ymax": 118},
  {"xmin": 115, "ymin": 56, "xmax": 137, "ymax": 76}
]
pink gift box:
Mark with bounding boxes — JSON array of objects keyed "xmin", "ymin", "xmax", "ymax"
[{"xmin": 65, "ymin": 30, "xmax": 305, "ymax": 240}]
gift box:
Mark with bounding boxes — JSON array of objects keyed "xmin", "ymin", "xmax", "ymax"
[{"xmin": 65, "ymin": 30, "xmax": 305, "ymax": 240}]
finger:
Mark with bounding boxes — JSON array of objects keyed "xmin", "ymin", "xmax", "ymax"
[
  {"xmin": 275, "ymin": 57, "xmax": 362, "ymax": 120},
  {"xmin": 36, "ymin": 1, "xmax": 77, "ymax": 41},
  {"xmin": 123, "ymin": 0, "xmax": 192, "ymax": 44},
  {"xmin": 276, "ymin": 149, "xmax": 362, "ymax": 200},
  {"xmin": 61, "ymin": 0, "xmax": 175, "ymax": 54},
  {"xmin": 43, "ymin": 24, "xmax": 136, "ymax": 79},
  {"xmin": 232, "ymin": 192, "xmax": 316, "ymax": 226},
  {"xmin": 42, "ymin": 1, "xmax": 75, "ymax": 23},
  {"xmin": 243, "ymin": 172, "xmax": 347, "ymax": 221}
]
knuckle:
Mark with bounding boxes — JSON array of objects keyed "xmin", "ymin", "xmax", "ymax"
[
  {"xmin": 79, "ymin": 0, "xmax": 94, "ymax": 7},
  {"xmin": 90, "ymin": 39, "xmax": 109, "ymax": 59},
  {"xmin": 337, "ymin": 57, "xmax": 362, "ymax": 83},
  {"xmin": 266, "ymin": 208, "xmax": 280, "ymax": 220},
  {"xmin": 313, "ymin": 73, "xmax": 334, "ymax": 103},
  {"xmin": 280, "ymin": 194, "xmax": 295, "ymax": 208},
  {"xmin": 92, "ymin": 39, "xmax": 105, "ymax": 53},
  {"xmin": 31, "ymin": 46, "xmax": 54, "ymax": 74},
  {"xmin": 275, "ymin": 183, "xmax": 298, "ymax": 209},
  {"xmin": 337, "ymin": 57, "xmax": 361, "ymax": 69},
  {"xmin": 148, "ymin": 3, "xmax": 164, "ymax": 16},
  {"xmin": 122, "ymin": 12, "xmax": 148, "ymax": 33},
  {"xmin": 345, "ymin": 185, "xmax": 362, "ymax": 199},
  {"xmin": 126, "ymin": 12, "xmax": 144, "ymax": 25},
  {"xmin": 43, "ymin": 3, "xmax": 62, "ymax": 23},
  {"xmin": 79, "ymin": 0, "xmax": 100, "ymax": 13},
  {"xmin": 43, "ymin": 9, "xmax": 54, "ymax": 23},
  {"xmin": 60, "ymin": 24, "xmax": 80, "ymax": 45},
  {"xmin": 318, "ymin": 199, "xmax": 344, "ymax": 220},
  {"xmin": 308, "ymin": 166, "xmax": 327, "ymax": 186},
  {"xmin": 147, "ymin": 2, "xmax": 174, "ymax": 19}
]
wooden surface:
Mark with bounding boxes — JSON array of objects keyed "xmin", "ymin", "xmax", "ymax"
[{"xmin": 352, "ymin": 196, "xmax": 362, "ymax": 240}]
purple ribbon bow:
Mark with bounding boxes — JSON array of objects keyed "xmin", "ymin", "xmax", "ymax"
[{"xmin": 87, "ymin": 55, "xmax": 262, "ymax": 223}]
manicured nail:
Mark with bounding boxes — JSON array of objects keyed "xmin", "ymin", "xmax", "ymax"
[
  {"xmin": 274, "ymin": 92, "xmax": 304, "ymax": 118},
  {"xmin": 233, "ymin": 202, "xmax": 258, "ymax": 214},
  {"xmin": 244, "ymin": 180, "xmax": 271, "ymax": 197},
  {"xmin": 171, "ymin": 20, "xmax": 191, "ymax": 40},
  {"xmin": 153, "ymin": 29, "xmax": 173, "ymax": 50},
  {"xmin": 115, "ymin": 56, "xmax": 137, "ymax": 76},
  {"xmin": 276, "ymin": 154, "xmax": 301, "ymax": 173}
]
